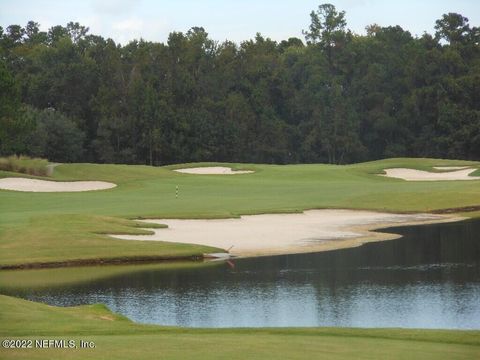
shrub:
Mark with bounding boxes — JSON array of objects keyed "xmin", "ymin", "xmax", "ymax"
[{"xmin": 0, "ymin": 155, "xmax": 49, "ymax": 176}]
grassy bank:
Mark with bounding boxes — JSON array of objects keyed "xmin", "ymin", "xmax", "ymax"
[
  {"xmin": 0, "ymin": 214, "xmax": 218, "ymax": 268},
  {"xmin": 0, "ymin": 295, "xmax": 479, "ymax": 360},
  {"xmin": 0, "ymin": 262, "xmax": 222, "ymax": 291},
  {"xmin": 1, "ymin": 158, "xmax": 480, "ymax": 267}
]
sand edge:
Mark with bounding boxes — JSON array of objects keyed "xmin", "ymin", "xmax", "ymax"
[{"xmin": 111, "ymin": 210, "xmax": 465, "ymax": 258}]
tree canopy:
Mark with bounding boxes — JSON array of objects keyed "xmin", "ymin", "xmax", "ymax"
[{"xmin": 1, "ymin": 3, "xmax": 479, "ymax": 164}]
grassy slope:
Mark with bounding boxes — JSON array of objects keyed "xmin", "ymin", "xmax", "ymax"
[
  {"xmin": 0, "ymin": 214, "xmax": 218, "ymax": 267},
  {"xmin": 1, "ymin": 158, "xmax": 480, "ymax": 266},
  {"xmin": 0, "ymin": 295, "xmax": 479, "ymax": 360},
  {"xmin": 0, "ymin": 262, "xmax": 222, "ymax": 292}
]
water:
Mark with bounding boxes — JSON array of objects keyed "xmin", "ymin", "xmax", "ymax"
[{"xmin": 3, "ymin": 220, "xmax": 480, "ymax": 329}]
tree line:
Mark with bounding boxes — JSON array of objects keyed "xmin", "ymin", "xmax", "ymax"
[{"xmin": 1, "ymin": 4, "xmax": 479, "ymax": 165}]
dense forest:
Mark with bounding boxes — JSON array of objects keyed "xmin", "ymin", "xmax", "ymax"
[{"xmin": 0, "ymin": 4, "xmax": 479, "ymax": 165}]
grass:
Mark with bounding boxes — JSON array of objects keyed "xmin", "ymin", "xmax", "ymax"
[
  {"xmin": 1, "ymin": 157, "xmax": 480, "ymax": 267},
  {"xmin": 0, "ymin": 262, "xmax": 222, "ymax": 291},
  {"xmin": 0, "ymin": 214, "xmax": 218, "ymax": 268},
  {"xmin": 0, "ymin": 294, "xmax": 479, "ymax": 359},
  {"xmin": 1, "ymin": 158, "xmax": 480, "ymax": 358},
  {"xmin": 0, "ymin": 155, "xmax": 49, "ymax": 177}
]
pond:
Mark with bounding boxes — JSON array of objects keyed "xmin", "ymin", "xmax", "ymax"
[{"xmin": 2, "ymin": 219, "xmax": 479, "ymax": 329}]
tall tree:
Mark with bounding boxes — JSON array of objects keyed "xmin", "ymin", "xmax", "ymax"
[
  {"xmin": 0, "ymin": 6, "xmax": 479, "ymax": 165},
  {"xmin": 435, "ymin": 13, "xmax": 471, "ymax": 45}
]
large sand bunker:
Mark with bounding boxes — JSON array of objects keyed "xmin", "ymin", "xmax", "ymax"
[
  {"xmin": 174, "ymin": 167, "xmax": 253, "ymax": 175},
  {"xmin": 381, "ymin": 168, "xmax": 478, "ymax": 181},
  {"xmin": 110, "ymin": 210, "xmax": 456, "ymax": 257},
  {"xmin": 0, "ymin": 178, "xmax": 116, "ymax": 192}
]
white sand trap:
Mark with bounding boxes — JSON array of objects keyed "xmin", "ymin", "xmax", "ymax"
[
  {"xmin": 174, "ymin": 167, "xmax": 253, "ymax": 175},
  {"xmin": 110, "ymin": 210, "xmax": 456, "ymax": 257},
  {"xmin": 0, "ymin": 178, "xmax": 116, "ymax": 192},
  {"xmin": 381, "ymin": 168, "xmax": 478, "ymax": 181}
]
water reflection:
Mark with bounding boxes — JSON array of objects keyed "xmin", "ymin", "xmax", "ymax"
[{"xmin": 2, "ymin": 219, "xmax": 479, "ymax": 329}]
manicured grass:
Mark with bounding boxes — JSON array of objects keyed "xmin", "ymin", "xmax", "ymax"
[
  {"xmin": 0, "ymin": 295, "xmax": 479, "ymax": 360},
  {"xmin": 0, "ymin": 214, "xmax": 218, "ymax": 268},
  {"xmin": 1, "ymin": 158, "xmax": 480, "ymax": 267},
  {"xmin": 0, "ymin": 262, "xmax": 221, "ymax": 291}
]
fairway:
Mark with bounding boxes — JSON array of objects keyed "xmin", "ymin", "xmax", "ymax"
[{"xmin": 1, "ymin": 158, "xmax": 480, "ymax": 267}]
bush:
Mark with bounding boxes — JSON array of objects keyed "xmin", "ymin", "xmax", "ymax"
[
  {"xmin": 0, "ymin": 155, "xmax": 49, "ymax": 176},
  {"xmin": 22, "ymin": 107, "xmax": 85, "ymax": 163}
]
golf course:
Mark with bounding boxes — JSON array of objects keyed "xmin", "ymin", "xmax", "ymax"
[
  {"xmin": 1, "ymin": 157, "xmax": 480, "ymax": 359},
  {"xmin": 1, "ymin": 157, "xmax": 480, "ymax": 267},
  {"xmin": 2, "ymin": 0, "xmax": 480, "ymax": 357}
]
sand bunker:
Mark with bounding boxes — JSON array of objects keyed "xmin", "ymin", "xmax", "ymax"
[
  {"xmin": 110, "ymin": 210, "xmax": 456, "ymax": 257},
  {"xmin": 174, "ymin": 167, "xmax": 253, "ymax": 175},
  {"xmin": 0, "ymin": 178, "xmax": 116, "ymax": 192},
  {"xmin": 381, "ymin": 168, "xmax": 478, "ymax": 181}
]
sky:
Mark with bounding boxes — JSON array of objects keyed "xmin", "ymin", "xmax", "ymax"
[{"xmin": 1, "ymin": 0, "xmax": 479, "ymax": 45}]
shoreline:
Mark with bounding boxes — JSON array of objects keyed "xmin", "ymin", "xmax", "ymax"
[
  {"xmin": 323, "ymin": 215, "xmax": 464, "ymax": 254},
  {"xmin": 0, "ymin": 210, "xmax": 468, "ymax": 270},
  {"xmin": 234, "ymin": 215, "xmax": 465, "ymax": 259},
  {"xmin": 0, "ymin": 255, "xmax": 205, "ymax": 270},
  {"xmin": 111, "ymin": 210, "xmax": 466, "ymax": 258}
]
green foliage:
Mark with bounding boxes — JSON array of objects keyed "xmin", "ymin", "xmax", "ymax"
[
  {"xmin": 0, "ymin": 155, "xmax": 48, "ymax": 176},
  {"xmin": 0, "ymin": 4, "xmax": 479, "ymax": 164},
  {"xmin": 24, "ymin": 107, "xmax": 85, "ymax": 162},
  {"xmin": 303, "ymin": 3, "xmax": 347, "ymax": 48},
  {"xmin": 435, "ymin": 13, "xmax": 472, "ymax": 45},
  {"xmin": 0, "ymin": 59, "xmax": 23, "ymax": 155}
]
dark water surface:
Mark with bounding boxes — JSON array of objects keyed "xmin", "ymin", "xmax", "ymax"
[{"xmin": 4, "ymin": 220, "xmax": 480, "ymax": 328}]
